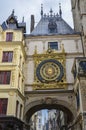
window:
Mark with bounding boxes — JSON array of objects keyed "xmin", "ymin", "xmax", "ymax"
[
  {"xmin": 2, "ymin": 51, "xmax": 13, "ymax": 62},
  {"xmin": 39, "ymin": 119, "xmax": 41, "ymax": 123},
  {"xmin": 19, "ymin": 104, "xmax": 23, "ymax": 119},
  {"xmin": 39, "ymin": 124, "xmax": 41, "ymax": 128},
  {"xmin": 48, "ymin": 42, "xmax": 58, "ymax": 50},
  {"xmin": 16, "ymin": 100, "xmax": 19, "ymax": 117},
  {"xmin": 0, "ymin": 71, "xmax": 11, "ymax": 84},
  {"xmin": 0, "ymin": 98, "xmax": 8, "ymax": 115},
  {"xmin": 6, "ymin": 32, "xmax": 13, "ymax": 42}
]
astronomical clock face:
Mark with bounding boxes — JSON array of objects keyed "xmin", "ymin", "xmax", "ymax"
[{"xmin": 36, "ymin": 59, "xmax": 64, "ymax": 83}]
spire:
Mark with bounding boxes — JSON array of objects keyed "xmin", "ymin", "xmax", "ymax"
[
  {"xmin": 41, "ymin": 4, "xmax": 43, "ymax": 18},
  {"xmin": 59, "ymin": 3, "xmax": 62, "ymax": 17},
  {"xmin": 22, "ymin": 16, "xmax": 24, "ymax": 23},
  {"xmin": 50, "ymin": 8, "xmax": 53, "ymax": 17},
  {"xmin": 30, "ymin": 15, "xmax": 35, "ymax": 32},
  {"xmin": 12, "ymin": 9, "xmax": 15, "ymax": 16}
]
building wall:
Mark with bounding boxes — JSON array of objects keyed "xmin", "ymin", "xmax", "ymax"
[
  {"xmin": 0, "ymin": 27, "xmax": 25, "ymax": 121},
  {"xmin": 71, "ymin": 0, "xmax": 86, "ymax": 33},
  {"xmin": 71, "ymin": 0, "xmax": 86, "ymax": 57},
  {"xmin": 25, "ymin": 35, "xmax": 83, "ymax": 90},
  {"xmin": 0, "ymin": 29, "xmax": 23, "ymax": 41}
]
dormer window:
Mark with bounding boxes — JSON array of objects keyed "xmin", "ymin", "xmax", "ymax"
[{"xmin": 6, "ymin": 32, "xmax": 13, "ymax": 42}]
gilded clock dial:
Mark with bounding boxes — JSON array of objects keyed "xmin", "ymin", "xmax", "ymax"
[{"xmin": 36, "ymin": 59, "xmax": 64, "ymax": 83}]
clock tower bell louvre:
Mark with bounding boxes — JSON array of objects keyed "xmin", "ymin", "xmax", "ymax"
[{"xmin": 0, "ymin": 10, "xmax": 26, "ymax": 129}]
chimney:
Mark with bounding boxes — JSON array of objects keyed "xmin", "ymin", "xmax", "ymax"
[{"xmin": 30, "ymin": 15, "xmax": 35, "ymax": 33}]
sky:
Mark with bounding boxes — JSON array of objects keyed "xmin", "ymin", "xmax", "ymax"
[{"xmin": 0, "ymin": 0, "xmax": 73, "ymax": 33}]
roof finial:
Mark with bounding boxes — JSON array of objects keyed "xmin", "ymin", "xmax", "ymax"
[
  {"xmin": 50, "ymin": 8, "xmax": 53, "ymax": 17},
  {"xmin": 41, "ymin": 4, "xmax": 43, "ymax": 18},
  {"xmin": 59, "ymin": 3, "xmax": 62, "ymax": 17},
  {"xmin": 12, "ymin": 9, "xmax": 15, "ymax": 15},
  {"xmin": 22, "ymin": 16, "xmax": 24, "ymax": 23}
]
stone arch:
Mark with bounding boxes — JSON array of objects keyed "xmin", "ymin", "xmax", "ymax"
[{"xmin": 24, "ymin": 97, "xmax": 76, "ymax": 124}]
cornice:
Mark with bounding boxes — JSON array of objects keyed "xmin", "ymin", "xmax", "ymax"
[
  {"xmin": 25, "ymin": 88, "xmax": 74, "ymax": 95},
  {"xmin": 25, "ymin": 34, "xmax": 81, "ymax": 40},
  {"xmin": 0, "ymin": 88, "xmax": 25, "ymax": 100}
]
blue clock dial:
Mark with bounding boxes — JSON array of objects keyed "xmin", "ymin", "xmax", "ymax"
[{"xmin": 36, "ymin": 59, "xmax": 64, "ymax": 83}]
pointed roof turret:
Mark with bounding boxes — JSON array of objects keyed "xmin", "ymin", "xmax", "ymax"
[
  {"xmin": 6, "ymin": 9, "xmax": 18, "ymax": 25},
  {"xmin": 22, "ymin": 16, "xmax": 24, "ymax": 23},
  {"xmin": 1, "ymin": 10, "xmax": 26, "ymax": 33},
  {"xmin": 59, "ymin": 3, "xmax": 62, "ymax": 17},
  {"xmin": 41, "ymin": 4, "xmax": 43, "ymax": 18},
  {"xmin": 12, "ymin": 9, "xmax": 15, "ymax": 16}
]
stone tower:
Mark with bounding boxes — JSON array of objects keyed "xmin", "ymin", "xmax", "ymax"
[
  {"xmin": 71, "ymin": 0, "xmax": 86, "ymax": 129},
  {"xmin": 71, "ymin": 0, "xmax": 86, "ymax": 55},
  {"xmin": 25, "ymin": 4, "xmax": 83, "ymax": 130}
]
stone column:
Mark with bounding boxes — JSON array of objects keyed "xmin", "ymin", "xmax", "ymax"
[{"xmin": 83, "ymin": 113, "xmax": 86, "ymax": 130}]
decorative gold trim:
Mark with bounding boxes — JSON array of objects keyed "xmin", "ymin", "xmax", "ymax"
[
  {"xmin": 33, "ymin": 46, "xmax": 67, "ymax": 90},
  {"xmin": 32, "ymin": 82, "xmax": 68, "ymax": 90}
]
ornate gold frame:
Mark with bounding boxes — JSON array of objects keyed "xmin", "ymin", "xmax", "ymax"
[{"xmin": 33, "ymin": 45, "xmax": 67, "ymax": 90}]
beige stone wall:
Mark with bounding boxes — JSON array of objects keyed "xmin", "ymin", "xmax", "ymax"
[
  {"xmin": 0, "ymin": 90, "xmax": 24, "ymax": 120},
  {"xmin": 0, "ymin": 27, "xmax": 25, "ymax": 121},
  {"xmin": 71, "ymin": 0, "xmax": 86, "ymax": 56},
  {"xmin": 0, "ymin": 28, "xmax": 23, "ymax": 41},
  {"xmin": 0, "ymin": 45, "xmax": 25, "ymax": 94},
  {"xmin": 25, "ymin": 35, "xmax": 83, "ymax": 88},
  {"xmin": 24, "ymin": 91, "xmax": 77, "ymax": 121},
  {"xmin": 26, "ymin": 36, "xmax": 83, "ymax": 55},
  {"xmin": 71, "ymin": 0, "xmax": 86, "ymax": 32},
  {"xmin": 80, "ymin": 79, "xmax": 86, "ymax": 112}
]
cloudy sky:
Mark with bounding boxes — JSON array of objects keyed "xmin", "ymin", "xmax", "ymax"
[{"xmin": 0, "ymin": 0, "xmax": 73, "ymax": 33}]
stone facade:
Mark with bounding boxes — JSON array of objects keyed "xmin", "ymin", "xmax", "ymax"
[
  {"xmin": 0, "ymin": 11, "xmax": 27, "ymax": 130},
  {"xmin": 0, "ymin": 1, "xmax": 86, "ymax": 130},
  {"xmin": 71, "ymin": 0, "xmax": 86, "ymax": 55},
  {"xmin": 71, "ymin": 0, "xmax": 86, "ymax": 129}
]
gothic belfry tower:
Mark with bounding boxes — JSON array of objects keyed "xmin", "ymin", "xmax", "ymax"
[
  {"xmin": 71, "ymin": 0, "xmax": 86, "ymax": 55},
  {"xmin": 71, "ymin": 0, "xmax": 86, "ymax": 129},
  {"xmin": 25, "ymin": 3, "xmax": 84, "ymax": 130}
]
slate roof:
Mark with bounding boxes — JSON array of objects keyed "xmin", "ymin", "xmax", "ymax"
[
  {"xmin": 1, "ymin": 21, "xmax": 7, "ymax": 30},
  {"xmin": 30, "ymin": 13, "xmax": 76, "ymax": 36},
  {"xmin": 1, "ymin": 10, "xmax": 26, "ymax": 33}
]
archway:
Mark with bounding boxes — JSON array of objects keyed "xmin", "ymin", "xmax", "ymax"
[{"xmin": 24, "ymin": 97, "xmax": 76, "ymax": 126}]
